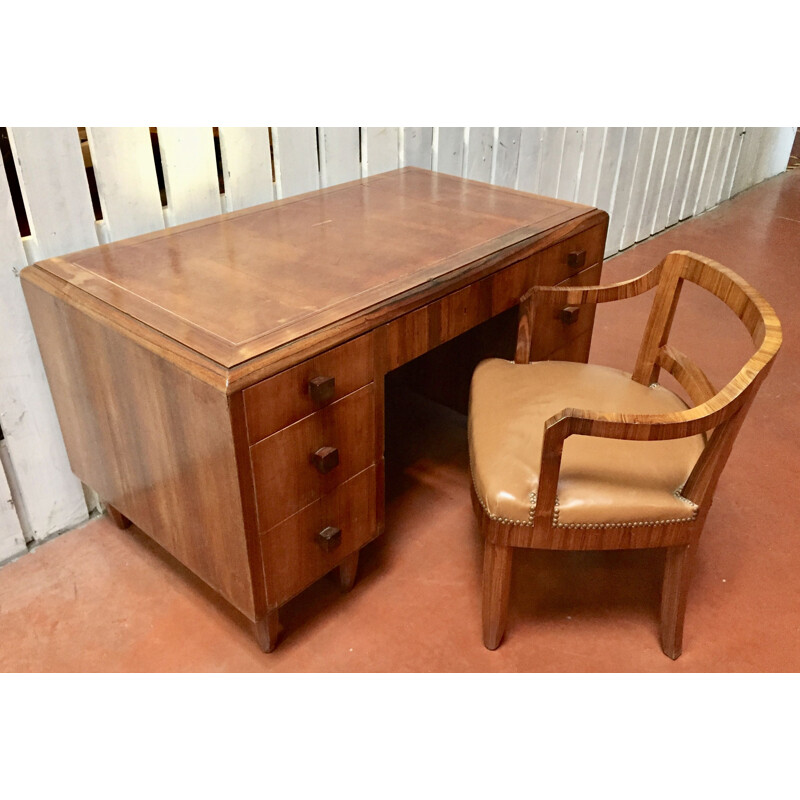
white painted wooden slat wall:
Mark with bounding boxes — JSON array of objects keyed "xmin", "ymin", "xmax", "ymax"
[
  {"xmin": 595, "ymin": 128, "xmax": 625, "ymax": 233},
  {"xmin": 0, "ymin": 464, "xmax": 25, "ymax": 563},
  {"xmin": 319, "ymin": 128, "xmax": 360, "ymax": 188},
  {"xmin": 538, "ymin": 128, "xmax": 566, "ymax": 198},
  {"xmin": 621, "ymin": 126, "xmax": 658, "ymax": 251},
  {"xmin": 556, "ymin": 128, "xmax": 584, "ymax": 202},
  {"xmin": 4, "ymin": 128, "xmax": 94, "ymax": 541},
  {"xmin": 157, "ymin": 128, "xmax": 222, "ymax": 226},
  {"xmin": 636, "ymin": 127, "xmax": 673, "ymax": 243},
  {"xmin": 0, "ymin": 125, "xmax": 794, "ymax": 547},
  {"xmin": 402, "ymin": 128, "xmax": 433, "ymax": 169},
  {"xmin": 465, "ymin": 128, "xmax": 494, "ymax": 183},
  {"xmin": 516, "ymin": 128, "xmax": 545, "ymax": 193},
  {"xmin": 653, "ymin": 127, "xmax": 686, "ymax": 234},
  {"xmin": 0, "ymin": 174, "xmax": 34, "ymax": 560},
  {"xmin": 493, "ymin": 128, "xmax": 521, "ymax": 190},
  {"xmin": 668, "ymin": 127, "xmax": 699, "ymax": 227},
  {"xmin": 575, "ymin": 127, "xmax": 605, "ymax": 207},
  {"xmin": 217, "ymin": 127, "xmax": 274, "ymax": 212},
  {"xmin": 85, "ymin": 127, "xmax": 165, "ymax": 242},
  {"xmin": 362, "ymin": 128, "xmax": 399, "ymax": 177},
  {"xmin": 607, "ymin": 127, "xmax": 643, "ymax": 256},
  {"xmin": 435, "ymin": 128, "xmax": 464, "ymax": 176},
  {"xmin": 272, "ymin": 127, "xmax": 320, "ymax": 198}
]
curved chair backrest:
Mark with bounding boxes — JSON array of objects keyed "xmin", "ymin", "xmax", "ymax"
[
  {"xmin": 633, "ymin": 250, "xmax": 782, "ymax": 413},
  {"xmin": 632, "ymin": 251, "xmax": 782, "ymax": 511}
]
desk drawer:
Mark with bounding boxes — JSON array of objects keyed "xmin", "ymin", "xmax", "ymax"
[
  {"xmin": 261, "ymin": 466, "xmax": 377, "ymax": 607},
  {"xmin": 537, "ymin": 225, "xmax": 605, "ymax": 287},
  {"xmin": 243, "ymin": 333, "xmax": 374, "ymax": 444},
  {"xmin": 530, "ymin": 262, "xmax": 602, "ymax": 361},
  {"xmin": 251, "ymin": 383, "xmax": 375, "ymax": 531},
  {"xmin": 489, "ymin": 223, "xmax": 605, "ymax": 316}
]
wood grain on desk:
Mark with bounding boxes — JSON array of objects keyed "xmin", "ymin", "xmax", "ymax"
[{"xmin": 34, "ymin": 168, "xmax": 596, "ymax": 370}]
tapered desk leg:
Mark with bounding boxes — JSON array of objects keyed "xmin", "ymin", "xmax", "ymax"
[
  {"xmin": 255, "ymin": 610, "xmax": 280, "ymax": 653},
  {"xmin": 338, "ymin": 551, "xmax": 359, "ymax": 593},
  {"xmin": 106, "ymin": 503, "xmax": 131, "ymax": 529}
]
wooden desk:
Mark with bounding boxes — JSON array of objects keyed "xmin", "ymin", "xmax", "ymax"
[{"xmin": 20, "ymin": 168, "xmax": 608, "ymax": 651}]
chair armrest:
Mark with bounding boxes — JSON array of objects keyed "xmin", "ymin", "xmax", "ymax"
[
  {"xmin": 532, "ymin": 392, "xmax": 744, "ymax": 525},
  {"xmin": 515, "ymin": 265, "xmax": 663, "ymax": 363},
  {"xmin": 519, "ymin": 264, "xmax": 663, "ymax": 307}
]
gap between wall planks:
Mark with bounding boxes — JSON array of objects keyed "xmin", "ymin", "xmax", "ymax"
[{"xmin": 0, "ymin": 126, "xmax": 795, "ymax": 547}]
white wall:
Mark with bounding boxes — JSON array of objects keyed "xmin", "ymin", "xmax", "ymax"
[{"xmin": 0, "ymin": 126, "xmax": 795, "ymax": 560}]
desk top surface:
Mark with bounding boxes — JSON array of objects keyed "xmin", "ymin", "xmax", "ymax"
[{"xmin": 32, "ymin": 168, "xmax": 595, "ymax": 368}]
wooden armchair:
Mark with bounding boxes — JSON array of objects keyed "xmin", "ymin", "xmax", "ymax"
[{"xmin": 468, "ymin": 250, "xmax": 782, "ymax": 658}]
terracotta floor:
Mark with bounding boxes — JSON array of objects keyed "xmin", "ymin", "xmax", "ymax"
[{"xmin": 2, "ymin": 170, "xmax": 800, "ymax": 672}]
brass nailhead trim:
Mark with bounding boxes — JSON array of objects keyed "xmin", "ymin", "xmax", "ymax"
[{"xmin": 471, "ymin": 475, "xmax": 698, "ymax": 530}]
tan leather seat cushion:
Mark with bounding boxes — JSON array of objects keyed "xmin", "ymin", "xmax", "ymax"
[{"xmin": 468, "ymin": 359, "xmax": 705, "ymax": 528}]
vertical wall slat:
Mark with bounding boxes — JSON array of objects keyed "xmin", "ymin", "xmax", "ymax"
[
  {"xmin": 606, "ymin": 127, "xmax": 643, "ymax": 255},
  {"xmin": 619, "ymin": 127, "xmax": 657, "ymax": 250},
  {"xmin": 720, "ymin": 128, "xmax": 745, "ymax": 202},
  {"xmin": 653, "ymin": 127, "xmax": 687, "ymax": 234},
  {"xmin": 465, "ymin": 127, "xmax": 494, "ymax": 183},
  {"xmin": 537, "ymin": 128, "xmax": 566, "ymax": 198},
  {"xmin": 695, "ymin": 128, "xmax": 725, "ymax": 214},
  {"xmin": 86, "ymin": 127, "xmax": 165, "ymax": 240},
  {"xmin": 271, "ymin": 127, "xmax": 320, "ymax": 199},
  {"xmin": 0, "ymin": 462, "xmax": 25, "ymax": 563},
  {"xmin": 157, "ymin": 127, "xmax": 222, "ymax": 226},
  {"xmin": 435, "ymin": 128, "xmax": 465, "ymax": 176},
  {"xmin": 594, "ymin": 127, "xmax": 625, "ymax": 219},
  {"xmin": 753, "ymin": 128, "xmax": 778, "ymax": 185},
  {"xmin": 493, "ymin": 128, "xmax": 521, "ymax": 189},
  {"xmin": 575, "ymin": 127, "xmax": 606, "ymax": 207},
  {"xmin": 681, "ymin": 127, "xmax": 713, "ymax": 220},
  {"xmin": 731, "ymin": 128, "xmax": 762, "ymax": 196},
  {"xmin": 0, "ymin": 154, "xmax": 88, "ymax": 541},
  {"xmin": 762, "ymin": 127, "xmax": 796, "ymax": 180},
  {"xmin": 319, "ymin": 128, "xmax": 361, "ymax": 188},
  {"xmin": 556, "ymin": 128, "xmax": 585, "ymax": 202},
  {"xmin": 8, "ymin": 127, "xmax": 99, "ymax": 260},
  {"xmin": 362, "ymin": 128, "xmax": 399, "ymax": 176},
  {"xmin": 636, "ymin": 127, "xmax": 674, "ymax": 242},
  {"xmin": 516, "ymin": 128, "xmax": 545, "ymax": 193},
  {"xmin": 706, "ymin": 127, "xmax": 737, "ymax": 210},
  {"xmin": 402, "ymin": 128, "xmax": 433, "ymax": 169},
  {"xmin": 217, "ymin": 127, "xmax": 274, "ymax": 212},
  {"xmin": 668, "ymin": 127, "xmax": 700, "ymax": 227}
]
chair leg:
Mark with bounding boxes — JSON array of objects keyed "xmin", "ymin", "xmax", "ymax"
[
  {"xmin": 660, "ymin": 544, "xmax": 696, "ymax": 660},
  {"xmin": 482, "ymin": 540, "xmax": 513, "ymax": 650}
]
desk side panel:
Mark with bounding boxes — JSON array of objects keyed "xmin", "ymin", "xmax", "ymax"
[{"xmin": 21, "ymin": 276, "xmax": 257, "ymax": 619}]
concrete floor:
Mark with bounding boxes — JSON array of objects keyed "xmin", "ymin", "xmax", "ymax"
[{"xmin": 2, "ymin": 170, "xmax": 799, "ymax": 672}]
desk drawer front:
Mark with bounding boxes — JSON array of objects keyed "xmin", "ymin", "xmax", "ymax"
[
  {"xmin": 243, "ymin": 333, "xmax": 374, "ymax": 444},
  {"xmin": 250, "ymin": 384, "xmax": 375, "ymax": 531},
  {"xmin": 261, "ymin": 466, "xmax": 377, "ymax": 607},
  {"xmin": 537, "ymin": 225, "xmax": 605, "ymax": 287},
  {"xmin": 530, "ymin": 262, "xmax": 602, "ymax": 361},
  {"xmin": 490, "ymin": 224, "xmax": 605, "ymax": 316}
]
